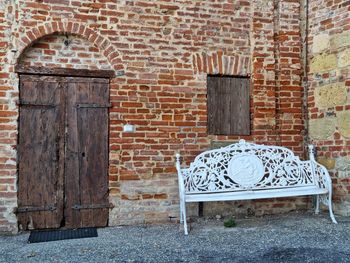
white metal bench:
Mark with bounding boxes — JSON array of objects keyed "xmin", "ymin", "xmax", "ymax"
[{"xmin": 175, "ymin": 140, "xmax": 337, "ymax": 235}]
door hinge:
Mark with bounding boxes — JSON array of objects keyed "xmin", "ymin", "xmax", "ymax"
[
  {"xmin": 72, "ymin": 203, "xmax": 113, "ymax": 210},
  {"xmin": 75, "ymin": 103, "xmax": 111, "ymax": 108},
  {"xmin": 18, "ymin": 100, "xmax": 57, "ymax": 107},
  {"xmin": 15, "ymin": 205, "xmax": 56, "ymax": 213}
]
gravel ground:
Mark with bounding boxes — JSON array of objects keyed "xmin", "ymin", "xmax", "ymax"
[{"xmin": 0, "ymin": 212, "xmax": 350, "ymax": 263}]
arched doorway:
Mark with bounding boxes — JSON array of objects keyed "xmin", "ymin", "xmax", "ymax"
[
  {"xmin": 13, "ymin": 27, "xmax": 121, "ymax": 230},
  {"xmin": 17, "ymin": 69, "xmax": 113, "ymax": 230}
]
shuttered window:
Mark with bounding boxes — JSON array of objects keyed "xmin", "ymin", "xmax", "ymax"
[{"xmin": 207, "ymin": 75, "xmax": 250, "ymax": 135}]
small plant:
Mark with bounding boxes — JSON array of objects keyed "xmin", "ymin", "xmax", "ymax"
[{"xmin": 223, "ymin": 218, "xmax": 236, "ymax": 228}]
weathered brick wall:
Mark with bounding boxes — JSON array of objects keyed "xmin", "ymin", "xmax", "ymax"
[
  {"xmin": 0, "ymin": 1, "xmax": 18, "ymax": 233},
  {"xmin": 0, "ymin": 0, "xmax": 305, "ymax": 233},
  {"xmin": 308, "ymin": 0, "xmax": 350, "ymax": 215}
]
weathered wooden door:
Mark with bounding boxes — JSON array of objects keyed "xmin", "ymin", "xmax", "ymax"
[
  {"xmin": 64, "ymin": 77, "xmax": 110, "ymax": 228},
  {"xmin": 18, "ymin": 75, "xmax": 65, "ymax": 230},
  {"xmin": 18, "ymin": 75, "xmax": 109, "ymax": 230}
]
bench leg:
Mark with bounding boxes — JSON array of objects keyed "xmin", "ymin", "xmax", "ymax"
[
  {"xmin": 179, "ymin": 195, "xmax": 188, "ymax": 235},
  {"xmin": 328, "ymin": 193, "xmax": 337, "ymax": 224},
  {"xmin": 182, "ymin": 201, "xmax": 188, "ymax": 235},
  {"xmin": 180, "ymin": 202, "xmax": 183, "ymax": 223},
  {"xmin": 315, "ymin": 195, "xmax": 320, "ymax": 215}
]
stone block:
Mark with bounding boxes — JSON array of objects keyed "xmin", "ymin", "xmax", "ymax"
[
  {"xmin": 316, "ymin": 157, "xmax": 336, "ymax": 170},
  {"xmin": 330, "ymin": 31, "xmax": 350, "ymax": 50},
  {"xmin": 334, "ymin": 201, "xmax": 350, "ymax": 216},
  {"xmin": 335, "ymin": 156, "xmax": 350, "ymax": 178},
  {"xmin": 309, "ymin": 117, "xmax": 336, "ymax": 140},
  {"xmin": 310, "ymin": 53, "xmax": 337, "ymax": 73},
  {"xmin": 312, "ymin": 34, "xmax": 329, "ymax": 54},
  {"xmin": 314, "ymin": 83, "xmax": 347, "ymax": 109},
  {"xmin": 210, "ymin": 141, "xmax": 238, "ymax": 149},
  {"xmin": 338, "ymin": 49, "xmax": 350, "ymax": 68},
  {"xmin": 337, "ymin": 111, "xmax": 350, "ymax": 138},
  {"xmin": 335, "ymin": 156, "xmax": 350, "ymax": 171}
]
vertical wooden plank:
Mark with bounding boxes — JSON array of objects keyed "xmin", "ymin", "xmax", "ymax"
[
  {"xmin": 213, "ymin": 77, "xmax": 219, "ymax": 135},
  {"xmin": 18, "ymin": 75, "xmax": 64, "ymax": 230},
  {"xmin": 207, "ymin": 76, "xmax": 215, "ymax": 134},
  {"xmin": 214, "ymin": 77, "xmax": 222, "ymax": 135},
  {"xmin": 219, "ymin": 77, "xmax": 232, "ymax": 135},
  {"xmin": 64, "ymin": 80, "xmax": 81, "ymax": 228},
  {"xmin": 229, "ymin": 77, "xmax": 240, "ymax": 134},
  {"xmin": 231, "ymin": 77, "xmax": 250, "ymax": 135},
  {"xmin": 77, "ymin": 81, "xmax": 92, "ymax": 227},
  {"xmin": 57, "ymin": 80, "xmax": 66, "ymax": 229}
]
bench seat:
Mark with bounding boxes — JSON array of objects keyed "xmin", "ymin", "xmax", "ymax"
[{"xmin": 185, "ymin": 186, "xmax": 328, "ymax": 202}]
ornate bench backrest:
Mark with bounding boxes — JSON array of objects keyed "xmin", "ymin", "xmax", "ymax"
[{"xmin": 182, "ymin": 140, "xmax": 316, "ymax": 194}]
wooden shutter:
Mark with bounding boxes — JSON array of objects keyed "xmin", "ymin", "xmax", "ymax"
[{"xmin": 208, "ymin": 76, "xmax": 250, "ymax": 135}]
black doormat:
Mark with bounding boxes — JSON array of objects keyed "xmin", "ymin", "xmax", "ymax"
[{"xmin": 28, "ymin": 227, "xmax": 98, "ymax": 243}]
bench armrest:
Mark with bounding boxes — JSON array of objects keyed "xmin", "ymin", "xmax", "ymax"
[
  {"xmin": 176, "ymin": 154, "xmax": 186, "ymax": 197},
  {"xmin": 312, "ymin": 160, "xmax": 332, "ymax": 190},
  {"xmin": 308, "ymin": 144, "xmax": 332, "ymax": 191}
]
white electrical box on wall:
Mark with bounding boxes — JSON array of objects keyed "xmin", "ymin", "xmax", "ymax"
[{"xmin": 123, "ymin": 124, "xmax": 135, "ymax": 132}]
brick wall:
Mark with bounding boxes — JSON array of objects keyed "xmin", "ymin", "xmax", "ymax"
[
  {"xmin": 0, "ymin": 1, "xmax": 18, "ymax": 233},
  {"xmin": 0, "ymin": 0, "xmax": 305, "ymax": 233},
  {"xmin": 307, "ymin": 0, "xmax": 350, "ymax": 215}
]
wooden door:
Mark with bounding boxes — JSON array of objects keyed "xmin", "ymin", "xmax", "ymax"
[
  {"xmin": 18, "ymin": 75, "xmax": 109, "ymax": 230},
  {"xmin": 64, "ymin": 78, "xmax": 110, "ymax": 228},
  {"xmin": 18, "ymin": 75, "xmax": 65, "ymax": 230}
]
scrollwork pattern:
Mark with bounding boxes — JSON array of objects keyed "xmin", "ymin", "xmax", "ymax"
[
  {"xmin": 312, "ymin": 162, "xmax": 331, "ymax": 205},
  {"xmin": 182, "ymin": 140, "xmax": 320, "ymax": 194}
]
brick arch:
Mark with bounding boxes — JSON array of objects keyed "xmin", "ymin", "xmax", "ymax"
[
  {"xmin": 17, "ymin": 21, "xmax": 122, "ymax": 71},
  {"xmin": 192, "ymin": 51, "xmax": 251, "ymax": 76}
]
